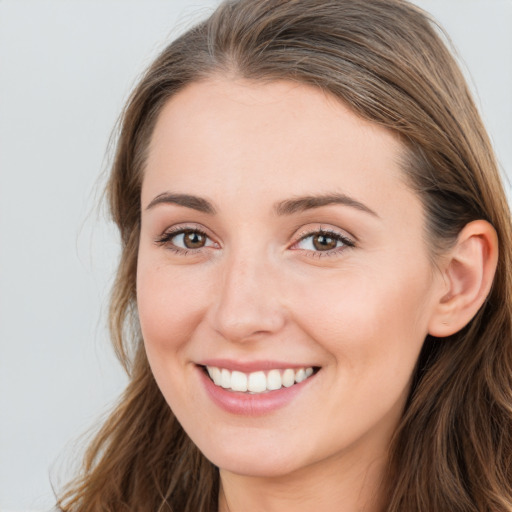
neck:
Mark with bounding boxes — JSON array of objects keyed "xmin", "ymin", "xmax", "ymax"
[{"xmin": 217, "ymin": 449, "xmax": 387, "ymax": 512}]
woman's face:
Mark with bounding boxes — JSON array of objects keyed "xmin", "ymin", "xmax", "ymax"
[{"xmin": 137, "ymin": 78, "xmax": 445, "ymax": 478}]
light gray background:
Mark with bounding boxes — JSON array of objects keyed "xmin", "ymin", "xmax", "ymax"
[{"xmin": 0, "ymin": 0, "xmax": 511, "ymax": 509}]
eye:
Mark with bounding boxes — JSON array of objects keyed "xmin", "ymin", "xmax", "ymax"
[
  {"xmin": 155, "ymin": 227, "xmax": 217, "ymax": 252},
  {"xmin": 293, "ymin": 229, "xmax": 355, "ymax": 254},
  {"xmin": 173, "ymin": 230, "xmax": 209, "ymax": 249}
]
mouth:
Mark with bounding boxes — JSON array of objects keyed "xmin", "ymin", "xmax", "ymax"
[{"xmin": 201, "ymin": 365, "xmax": 320, "ymax": 394}]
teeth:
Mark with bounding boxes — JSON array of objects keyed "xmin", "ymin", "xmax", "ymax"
[
  {"xmin": 208, "ymin": 366, "xmax": 222, "ymax": 386},
  {"xmin": 231, "ymin": 371, "xmax": 247, "ymax": 392},
  {"xmin": 248, "ymin": 371, "xmax": 266, "ymax": 393},
  {"xmin": 267, "ymin": 369, "xmax": 282, "ymax": 391},
  {"xmin": 295, "ymin": 368, "xmax": 307, "ymax": 383},
  {"xmin": 220, "ymin": 369, "xmax": 231, "ymax": 389},
  {"xmin": 205, "ymin": 365, "xmax": 316, "ymax": 394},
  {"xmin": 282, "ymin": 368, "xmax": 295, "ymax": 388}
]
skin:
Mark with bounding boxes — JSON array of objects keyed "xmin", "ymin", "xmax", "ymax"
[{"xmin": 137, "ymin": 77, "xmax": 450, "ymax": 511}]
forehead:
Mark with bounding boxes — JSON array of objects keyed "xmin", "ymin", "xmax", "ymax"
[{"xmin": 143, "ymin": 77, "xmax": 414, "ymax": 219}]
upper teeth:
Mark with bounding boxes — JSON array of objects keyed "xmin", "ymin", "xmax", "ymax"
[{"xmin": 206, "ymin": 366, "xmax": 315, "ymax": 393}]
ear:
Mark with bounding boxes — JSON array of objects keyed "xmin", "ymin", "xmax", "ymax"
[{"xmin": 428, "ymin": 220, "xmax": 498, "ymax": 337}]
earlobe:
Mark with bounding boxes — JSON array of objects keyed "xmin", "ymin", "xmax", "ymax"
[{"xmin": 428, "ymin": 220, "xmax": 498, "ymax": 337}]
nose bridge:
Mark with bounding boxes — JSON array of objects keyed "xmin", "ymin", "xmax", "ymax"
[{"xmin": 210, "ymin": 245, "xmax": 285, "ymax": 342}]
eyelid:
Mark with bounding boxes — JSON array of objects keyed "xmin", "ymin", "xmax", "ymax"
[
  {"xmin": 154, "ymin": 223, "xmax": 219, "ymax": 251},
  {"xmin": 290, "ymin": 225, "xmax": 356, "ymax": 254},
  {"xmin": 294, "ymin": 224, "xmax": 355, "ymax": 243}
]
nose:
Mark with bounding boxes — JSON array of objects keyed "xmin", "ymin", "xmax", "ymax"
[{"xmin": 208, "ymin": 251, "xmax": 287, "ymax": 343}]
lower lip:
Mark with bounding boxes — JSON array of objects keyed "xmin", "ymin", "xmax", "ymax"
[{"xmin": 198, "ymin": 367, "xmax": 316, "ymax": 416}]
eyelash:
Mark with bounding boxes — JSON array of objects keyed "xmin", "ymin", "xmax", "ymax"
[
  {"xmin": 154, "ymin": 226, "xmax": 213, "ymax": 255},
  {"xmin": 154, "ymin": 226, "xmax": 355, "ymax": 257},
  {"xmin": 292, "ymin": 228, "xmax": 355, "ymax": 258}
]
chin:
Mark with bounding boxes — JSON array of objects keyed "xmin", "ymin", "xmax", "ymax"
[
  {"xmin": 216, "ymin": 456, "xmax": 302, "ymax": 479},
  {"xmin": 197, "ymin": 435, "xmax": 306, "ymax": 478}
]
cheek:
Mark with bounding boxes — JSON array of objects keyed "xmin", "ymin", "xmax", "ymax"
[
  {"xmin": 136, "ymin": 258, "xmax": 214, "ymax": 414},
  {"xmin": 293, "ymin": 262, "xmax": 433, "ymax": 376},
  {"xmin": 136, "ymin": 257, "xmax": 210, "ymax": 358}
]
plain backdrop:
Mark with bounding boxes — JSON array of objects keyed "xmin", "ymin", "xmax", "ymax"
[{"xmin": 0, "ymin": 0, "xmax": 511, "ymax": 509}]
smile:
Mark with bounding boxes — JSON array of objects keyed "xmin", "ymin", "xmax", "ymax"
[{"xmin": 205, "ymin": 366, "xmax": 316, "ymax": 394}]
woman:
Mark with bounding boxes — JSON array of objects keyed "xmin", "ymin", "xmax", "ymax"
[{"xmin": 58, "ymin": 0, "xmax": 512, "ymax": 510}]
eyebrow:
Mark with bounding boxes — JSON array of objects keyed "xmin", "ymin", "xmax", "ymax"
[
  {"xmin": 274, "ymin": 193, "xmax": 378, "ymax": 217},
  {"xmin": 145, "ymin": 191, "xmax": 378, "ymax": 218},
  {"xmin": 146, "ymin": 193, "xmax": 217, "ymax": 214}
]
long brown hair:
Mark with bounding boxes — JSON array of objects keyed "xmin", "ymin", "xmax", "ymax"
[{"xmin": 58, "ymin": 1, "xmax": 512, "ymax": 510}]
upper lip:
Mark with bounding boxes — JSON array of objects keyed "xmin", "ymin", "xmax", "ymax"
[{"xmin": 197, "ymin": 359, "xmax": 319, "ymax": 373}]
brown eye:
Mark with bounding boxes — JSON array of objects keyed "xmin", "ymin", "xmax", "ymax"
[
  {"xmin": 312, "ymin": 234, "xmax": 338, "ymax": 251},
  {"xmin": 182, "ymin": 230, "xmax": 207, "ymax": 249},
  {"xmin": 155, "ymin": 228, "xmax": 215, "ymax": 252},
  {"xmin": 294, "ymin": 229, "xmax": 354, "ymax": 254}
]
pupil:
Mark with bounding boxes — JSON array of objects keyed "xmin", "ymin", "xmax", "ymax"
[
  {"xmin": 184, "ymin": 231, "xmax": 205, "ymax": 249},
  {"xmin": 313, "ymin": 234, "xmax": 336, "ymax": 251}
]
